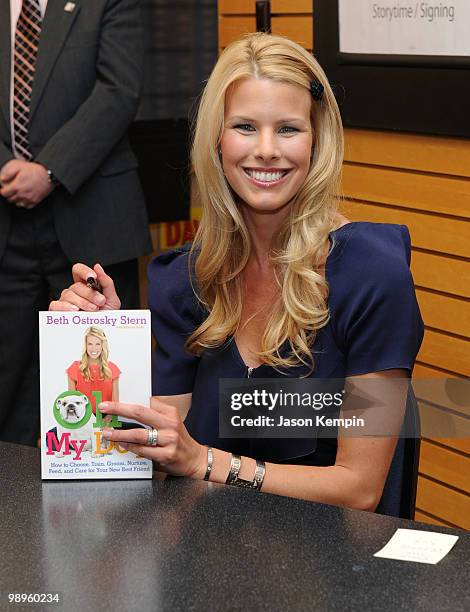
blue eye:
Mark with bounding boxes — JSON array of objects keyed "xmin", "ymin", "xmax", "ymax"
[
  {"xmin": 279, "ymin": 126, "xmax": 299, "ymax": 134},
  {"xmin": 234, "ymin": 124, "xmax": 255, "ymax": 132}
]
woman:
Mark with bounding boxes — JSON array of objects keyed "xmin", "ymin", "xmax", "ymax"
[
  {"xmin": 51, "ymin": 33, "xmax": 423, "ymax": 510},
  {"xmin": 67, "ymin": 326, "xmax": 119, "ymax": 449},
  {"xmin": 67, "ymin": 326, "xmax": 120, "ymax": 412}
]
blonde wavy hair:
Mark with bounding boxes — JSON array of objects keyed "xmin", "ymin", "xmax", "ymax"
[
  {"xmin": 188, "ymin": 32, "xmax": 344, "ymax": 371},
  {"xmin": 79, "ymin": 326, "xmax": 112, "ymax": 381}
]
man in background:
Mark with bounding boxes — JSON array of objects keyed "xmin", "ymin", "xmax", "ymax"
[{"xmin": 0, "ymin": 0, "xmax": 152, "ymax": 445}]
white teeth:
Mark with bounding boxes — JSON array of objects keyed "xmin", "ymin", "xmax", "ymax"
[{"xmin": 247, "ymin": 170, "xmax": 286, "ymax": 182}]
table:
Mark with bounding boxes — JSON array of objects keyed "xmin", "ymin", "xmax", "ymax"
[{"xmin": 0, "ymin": 442, "xmax": 469, "ymax": 612}]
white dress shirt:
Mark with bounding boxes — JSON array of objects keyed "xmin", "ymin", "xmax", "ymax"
[{"xmin": 10, "ymin": 0, "xmax": 49, "ymax": 158}]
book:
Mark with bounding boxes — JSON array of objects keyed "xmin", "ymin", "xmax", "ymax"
[{"xmin": 39, "ymin": 310, "xmax": 153, "ymax": 480}]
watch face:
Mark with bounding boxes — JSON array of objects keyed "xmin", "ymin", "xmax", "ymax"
[
  {"xmin": 47, "ymin": 170, "xmax": 60, "ymax": 186},
  {"xmin": 233, "ymin": 478, "xmax": 254, "ymax": 489}
]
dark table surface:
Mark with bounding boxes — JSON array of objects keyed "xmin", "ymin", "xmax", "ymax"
[{"xmin": 0, "ymin": 442, "xmax": 469, "ymax": 612}]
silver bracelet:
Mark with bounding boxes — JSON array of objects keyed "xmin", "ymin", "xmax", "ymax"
[
  {"xmin": 203, "ymin": 447, "xmax": 213, "ymax": 481},
  {"xmin": 226, "ymin": 456, "xmax": 266, "ymax": 490},
  {"xmin": 225, "ymin": 453, "xmax": 242, "ymax": 484},
  {"xmin": 252, "ymin": 460, "xmax": 266, "ymax": 491}
]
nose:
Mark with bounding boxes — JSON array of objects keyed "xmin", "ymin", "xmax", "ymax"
[{"xmin": 254, "ymin": 128, "xmax": 280, "ymax": 161}]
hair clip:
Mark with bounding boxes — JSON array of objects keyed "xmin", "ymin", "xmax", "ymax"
[{"xmin": 310, "ymin": 79, "xmax": 324, "ymax": 102}]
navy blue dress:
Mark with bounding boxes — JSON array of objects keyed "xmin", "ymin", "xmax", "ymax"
[{"xmin": 148, "ymin": 223, "xmax": 424, "ymax": 466}]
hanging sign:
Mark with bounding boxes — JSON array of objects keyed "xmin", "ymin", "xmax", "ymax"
[{"xmin": 339, "ymin": 1, "xmax": 470, "ymax": 56}]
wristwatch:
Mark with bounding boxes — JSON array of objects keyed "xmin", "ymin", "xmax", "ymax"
[
  {"xmin": 251, "ymin": 460, "xmax": 266, "ymax": 490},
  {"xmin": 231, "ymin": 476, "xmax": 255, "ymax": 489},
  {"xmin": 46, "ymin": 168, "xmax": 61, "ymax": 187},
  {"xmin": 226, "ymin": 456, "xmax": 266, "ymax": 490},
  {"xmin": 225, "ymin": 454, "xmax": 242, "ymax": 485}
]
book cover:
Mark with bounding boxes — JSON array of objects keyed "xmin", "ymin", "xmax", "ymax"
[{"xmin": 39, "ymin": 310, "xmax": 153, "ymax": 480}]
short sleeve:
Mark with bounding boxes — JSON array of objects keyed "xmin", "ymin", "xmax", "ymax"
[
  {"xmin": 148, "ymin": 246, "xmax": 204, "ymax": 395},
  {"xmin": 329, "ymin": 224, "xmax": 424, "ymax": 376},
  {"xmin": 66, "ymin": 361, "xmax": 79, "ymax": 381},
  {"xmin": 109, "ymin": 362, "xmax": 121, "ymax": 380}
]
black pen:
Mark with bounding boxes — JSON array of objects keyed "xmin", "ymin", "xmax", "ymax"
[{"xmin": 86, "ymin": 276, "xmax": 103, "ymax": 294}]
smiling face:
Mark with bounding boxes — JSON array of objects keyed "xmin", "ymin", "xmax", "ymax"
[
  {"xmin": 86, "ymin": 335, "xmax": 102, "ymax": 362},
  {"xmin": 220, "ymin": 77, "xmax": 313, "ymax": 217}
]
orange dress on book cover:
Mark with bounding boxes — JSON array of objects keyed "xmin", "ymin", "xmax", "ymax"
[{"xmin": 66, "ymin": 361, "xmax": 121, "ymax": 413}]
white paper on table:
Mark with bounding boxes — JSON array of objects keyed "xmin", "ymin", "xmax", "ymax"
[{"xmin": 374, "ymin": 528, "xmax": 459, "ymax": 564}]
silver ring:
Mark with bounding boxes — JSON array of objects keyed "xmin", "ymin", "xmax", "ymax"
[
  {"xmin": 146, "ymin": 427, "xmax": 158, "ymax": 447},
  {"xmin": 16, "ymin": 201, "xmax": 27, "ymax": 208}
]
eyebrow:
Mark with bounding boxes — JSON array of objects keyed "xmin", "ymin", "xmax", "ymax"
[{"xmin": 227, "ymin": 116, "xmax": 309, "ymax": 124}]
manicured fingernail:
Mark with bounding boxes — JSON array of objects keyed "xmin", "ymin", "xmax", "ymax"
[
  {"xmin": 86, "ymin": 276, "xmax": 103, "ymax": 293},
  {"xmin": 99, "ymin": 402, "xmax": 109, "ymax": 412},
  {"xmin": 119, "ymin": 443, "xmax": 129, "ymax": 449},
  {"xmin": 102, "ymin": 428, "xmax": 112, "ymax": 438}
]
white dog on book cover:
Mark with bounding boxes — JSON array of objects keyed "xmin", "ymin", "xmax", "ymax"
[{"xmin": 54, "ymin": 394, "xmax": 99, "ymax": 457}]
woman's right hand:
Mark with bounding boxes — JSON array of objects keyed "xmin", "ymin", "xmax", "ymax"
[{"xmin": 49, "ymin": 263, "xmax": 121, "ymax": 312}]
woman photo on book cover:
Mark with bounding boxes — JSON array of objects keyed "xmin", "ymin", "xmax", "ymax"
[
  {"xmin": 67, "ymin": 326, "xmax": 120, "ymax": 451},
  {"xmin": 67, "ymin": 326, "xmax": 121, "ymax": 413},
  {"xmin": 50, "ymin": 33, "xmax": 423, "ymax": 512}
]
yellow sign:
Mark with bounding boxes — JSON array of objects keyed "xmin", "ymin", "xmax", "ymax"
[{"xmin": 160, "ymin": 208, "xmax": 202, "ymax": 250}]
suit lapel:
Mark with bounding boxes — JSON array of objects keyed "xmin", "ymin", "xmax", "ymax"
[
  {"xmin": 0, "ymin": 0, "xmax": 11, "ymax": 130},
  {"xmin": 29, "ymin": 0, "xmax": 81, "ymax": 122}
]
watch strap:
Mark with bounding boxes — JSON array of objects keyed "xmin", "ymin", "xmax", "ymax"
[
  {"xmin": 47, "ymin": 169, "xmax": 61, "ymax": 186},
  {"xmin": 252, "ymin": 459, "xmax": 266, "ymax": 490},
  {"xmin": 225, "ymin": 454, "xmax": 241, "ymax": 485},
  {"xmin": 226, "ymin": 456, "xmax": 266, "ymax": 490}
]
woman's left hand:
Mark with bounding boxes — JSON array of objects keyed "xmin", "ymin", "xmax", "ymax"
[{"xmin": 99, "ymin": 397, "xmax": 207, "ymax": 479}]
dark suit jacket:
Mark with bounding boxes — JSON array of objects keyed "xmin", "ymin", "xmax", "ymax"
[{"xmin": 0, "ymin": 0, "xmax": 152, "ymax": 265}]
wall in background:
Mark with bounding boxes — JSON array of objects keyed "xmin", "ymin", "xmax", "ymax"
[{"xmin": 131, "ymin": 1, "xmax": 218, "ymax": 223}]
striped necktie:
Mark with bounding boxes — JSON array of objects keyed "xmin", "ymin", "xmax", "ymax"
[{"xmin": 13, "ymin": 0, "xmax": 43, "ymax": 160}]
